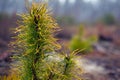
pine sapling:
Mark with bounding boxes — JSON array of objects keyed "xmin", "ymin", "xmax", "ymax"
[
  {"xmin": 11, "ymin": 2, "xmax": 60, "ymax": 80},
  {"xmin": 9, "ymin": 1, "xmax": 83, "ymax": 80}
]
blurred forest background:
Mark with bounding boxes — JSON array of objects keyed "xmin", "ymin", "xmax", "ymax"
[
  {"xmin": 0, "ymin": 0, "xmax": 120, "ymax": 80},
  {"xmin": 1, "ymin": 0, "xmax": 120, "ymax": 24}
]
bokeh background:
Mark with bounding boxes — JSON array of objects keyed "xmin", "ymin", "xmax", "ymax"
[{"xmin": 0, "ymin": 0, "xmax": 120, "ymax": 80}]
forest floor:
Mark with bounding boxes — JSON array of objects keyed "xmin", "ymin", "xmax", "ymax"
[{"xmin": 0, "ymin": 24, "xmax": 120, "ymax": 80}]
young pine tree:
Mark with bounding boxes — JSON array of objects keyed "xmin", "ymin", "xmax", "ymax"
[
  {"xmin": 9, "ymin": 1, "xmax": 83, "ymax": 80},
  {"xmin": 11, "ymin": 2, "xmax": 61, "ymax": 80}
]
